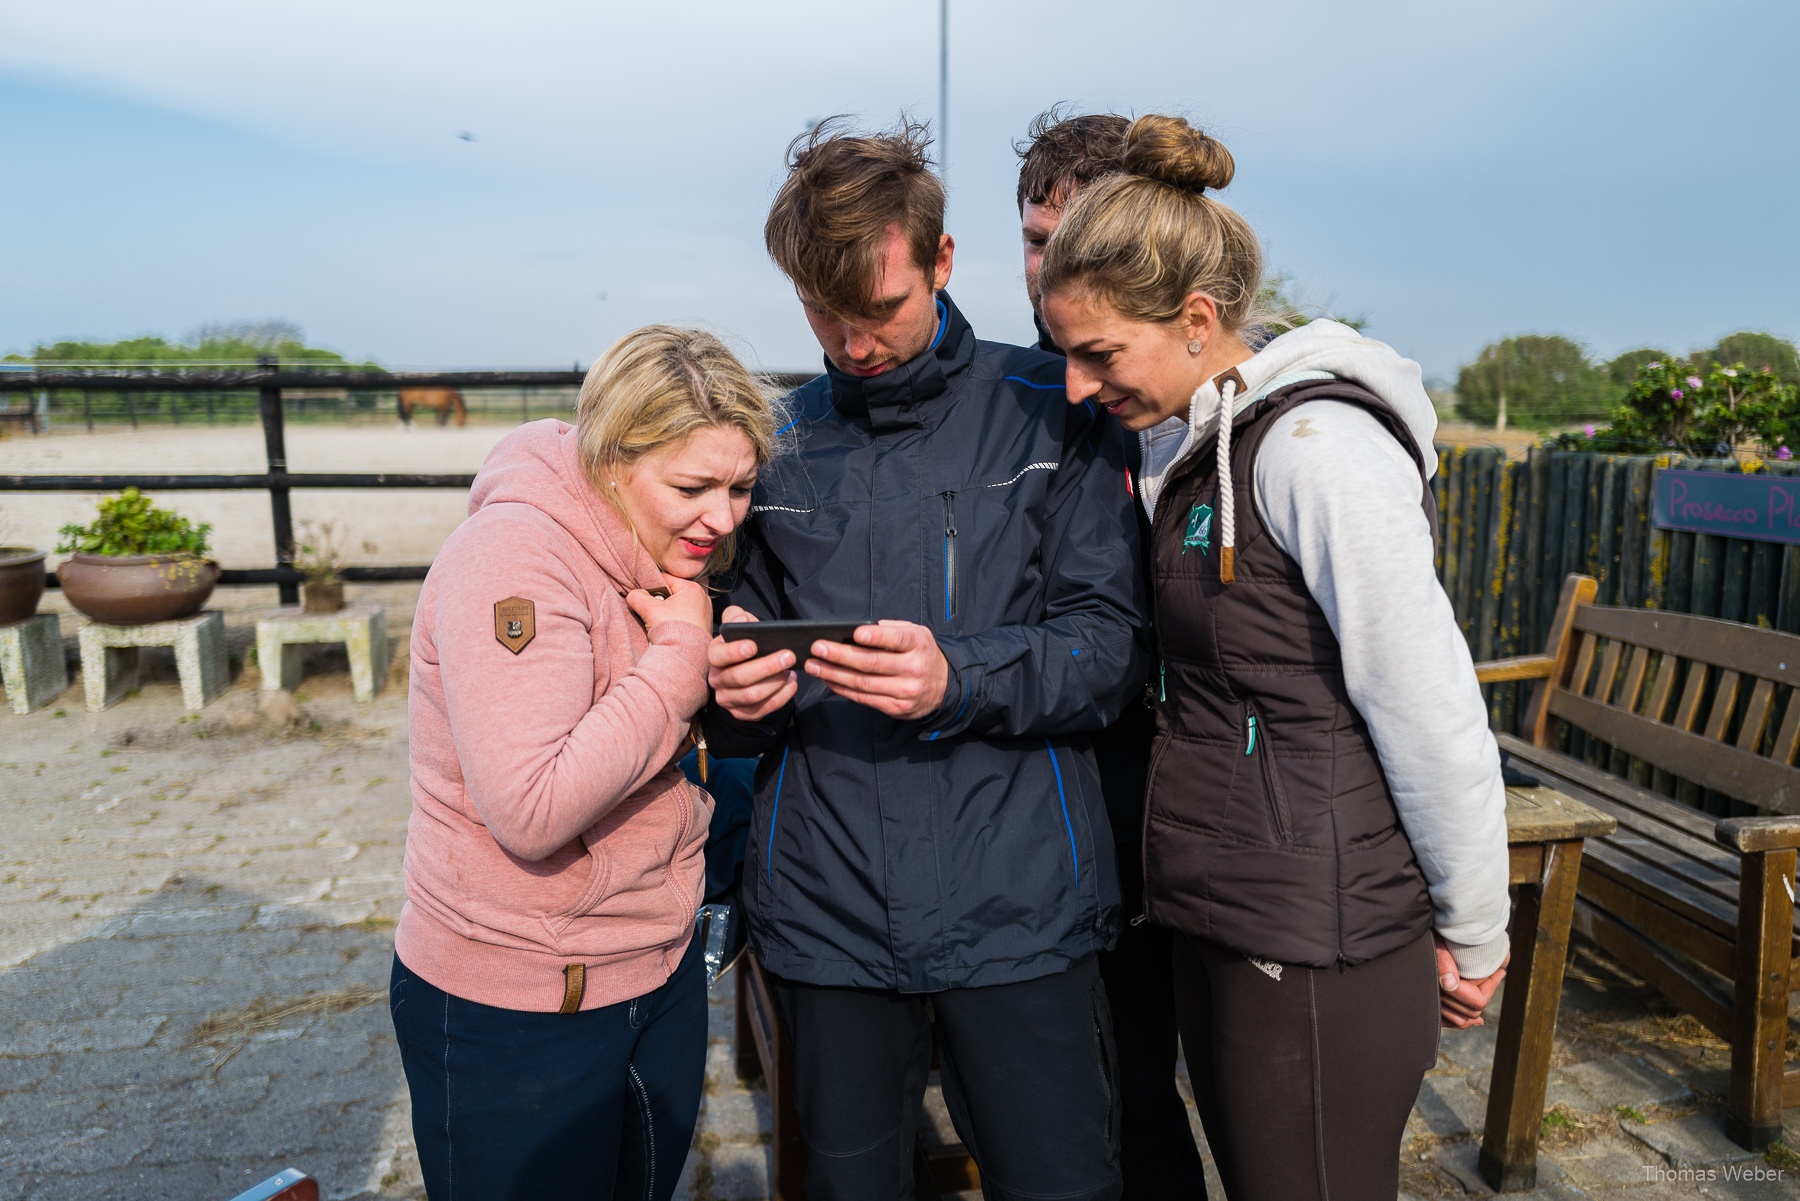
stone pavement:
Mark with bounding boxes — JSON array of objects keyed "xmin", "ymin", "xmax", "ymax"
[{"xmin": 1, "ymin": 591, "xmax": 1797, "ymax": 1199}]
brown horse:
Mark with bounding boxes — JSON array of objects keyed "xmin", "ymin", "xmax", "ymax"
[{"xmin": 397, "ymin": 388, "xmax": 467, "ymax": 427}]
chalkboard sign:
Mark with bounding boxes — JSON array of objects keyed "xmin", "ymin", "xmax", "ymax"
[{"xmin": 1652, "ymin": 467, "xmax": 1800, "ymax": 545}]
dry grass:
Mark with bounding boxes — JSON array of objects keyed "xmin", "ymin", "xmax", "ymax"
[
  {"xmin": 1539, "ymin": 1103, "xmax": 1609, "ymax": 1149},
  {"xmin": 186, "ymin": 985, "xmax": 385, "ymax": 1068}
]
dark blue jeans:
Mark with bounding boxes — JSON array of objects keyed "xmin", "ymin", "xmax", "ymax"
[{"xmin": 389, "ymin": 934, "xmax": 706, "ymax": 1201}]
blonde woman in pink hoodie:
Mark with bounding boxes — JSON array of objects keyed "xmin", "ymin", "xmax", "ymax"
[{"xmin": 391, "ymin": 326, "xmax": 778, "ymax": 1201}]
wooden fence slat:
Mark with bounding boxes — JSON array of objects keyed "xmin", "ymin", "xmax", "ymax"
[
  {"xmin": 1619, "ymin": 457, "xmax": 1652, "ymax": 610},
  {"xmin": 1497, "ymin": 459, "xmax": 1530, "ymax": 732},
  {"xmin": 1433, "ymin": 449, "xmax": 1450, "ymax": 583},
  {"xmin": 1445, "ymin": 446, "xmax": 1467, "ymax": 625},
  {"xmin": 1472, "ymin": 452, "xmax": 1502, "ymax": 656},
  {"xmin": 1540, "ymin": 453, "xmax": 1569, "ymax": 643},
  {"xmin": 1562, "ymin": 454, "xmax": 1589, "ymax": 585},
  {"xmin": 1522, "ymin": 447, "xmax": 1550, "ymax": 651}
]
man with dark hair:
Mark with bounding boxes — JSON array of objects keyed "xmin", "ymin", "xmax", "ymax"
[
  {"xmin": 706, "ymin": 117, "xmax": 1147, "ymax": 1201},
  {"xmin": 1016, "ymin": 107, "xmax": 1209, "ymax": 1201},
  {"xmin": 1017, "ymin": 108, "xmax": 1131, "ymax": 348}
]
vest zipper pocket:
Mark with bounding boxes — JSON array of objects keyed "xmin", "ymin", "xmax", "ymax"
[
  {"xmin": 941, "ymin": 491, "xmax": 959, "ymax": 620},
  {"xmin": 1244, "ymin": 704, "xmax": 1294, "ymax": 843}
]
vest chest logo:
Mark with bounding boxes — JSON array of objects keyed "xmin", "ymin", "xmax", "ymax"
[
  {"xmin": 1182, "ymin": 502, "xmax": 1214, "ymax": 555},
  {"xmin": 494, "ymin": 597, "xmax": 536, "ymax": 654}
]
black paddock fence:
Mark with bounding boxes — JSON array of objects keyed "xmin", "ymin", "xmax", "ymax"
[{"xmin": 0, "ymin": 365, "xmax": 816, "ymax": 604}]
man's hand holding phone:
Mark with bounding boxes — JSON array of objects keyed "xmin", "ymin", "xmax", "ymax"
[
  {"xmin": 806, "ymin": 620, "xmax": 949, "ymax": 721},
  {"xmin": 709, "ymin": 607, "xmax": 800, "ymax": 723},
  {"xmin": 709, "ymin": 612, "xmax": 950, "ymax": 724}
]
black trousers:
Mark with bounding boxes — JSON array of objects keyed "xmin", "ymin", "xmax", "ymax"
[
  {"xmin": 772, "ymin": 955, "xmax": 1122, "ymax": 1201},
  {"xmin": 1098, "ymin": 844, "xmax": 1207, "ymax": 1200},
  {"xmin": 390, "ymin": 933, "xmax": 707, "ymax": 1201},
  {"xmin": 1172, "ymin": 929, "xmax": 1439, "ymax": 1201}
]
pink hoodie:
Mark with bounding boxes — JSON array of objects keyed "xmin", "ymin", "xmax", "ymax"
[{"xmin": 396, "ymin": 419, "xmax": 714, "ymax": 1012}]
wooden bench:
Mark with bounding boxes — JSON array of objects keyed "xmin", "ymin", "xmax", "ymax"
[{"xmin": 1475, "ymin": 573, "xmax": 1800, "ymax": 1150}]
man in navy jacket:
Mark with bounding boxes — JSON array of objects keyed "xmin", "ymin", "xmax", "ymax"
[{"xmin": 706, "ymin": 118, "xmax": 1147, "ymax": 1200}]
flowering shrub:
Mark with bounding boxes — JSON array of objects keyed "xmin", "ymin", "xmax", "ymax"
[{"xmin": 1556, "ymin": 359, "xmax": 1799, "ymax": 456}]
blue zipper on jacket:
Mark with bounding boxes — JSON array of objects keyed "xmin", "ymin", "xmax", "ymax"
[
  {"xmin": 765, "ymin": 745, "xmax": 790, "ymax": 883},
  {"xmin": 941, "ymin": 491, "xmax": 959, "ymax": 620},
  {"xmin": 1045, "ymin": 739, "xmax": 1078, "ymax": 876}
]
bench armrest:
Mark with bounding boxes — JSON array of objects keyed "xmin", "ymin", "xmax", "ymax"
[
  {"xmin": 1475, "ymin": 654, "xmax": 1557, "ymax": 684},
  {"xmin": 1715, "ymin": 816, "xmax": 1800, "ymax": 853}
]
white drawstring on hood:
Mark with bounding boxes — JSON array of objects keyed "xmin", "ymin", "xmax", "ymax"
[{"xmin": 1137, "ymin": 320, "xmax": 1441, "ymax": 567}]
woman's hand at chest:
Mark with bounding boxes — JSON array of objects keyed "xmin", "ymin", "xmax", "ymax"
[{"xmin": 626, "ymin": 576, "xmax": 713, "ymax": 637}]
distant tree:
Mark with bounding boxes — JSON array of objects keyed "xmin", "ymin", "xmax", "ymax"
[
  {"xmin": 188, "ymin": 319, "xmax": 304, "ymax": 347},
  {"xmin": 1703, "ymin": 330, "xmax": 1799, "ymax": 386},
  {"xmin": 3, "ymin": 321, "xmax": 371, "ymax": 368},
  {"xmin": 1456, "ymin": 335, "xmax": 1610, "ymax": 430},
  {"xmin": 1605, "ymin": 347, "xmax": 1671, "ymax": 389},
  {"xmin": 1257, "ymin": 273, "xmax": 1366, "ymax": 337}
]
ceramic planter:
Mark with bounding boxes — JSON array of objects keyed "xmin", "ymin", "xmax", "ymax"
[
  {"xmin": 58, "ymin": 552, "xmax": 220, "ymax": 625},
  {"xmin": 0, "ymin": 547, "xmax": 47, "ymax": 625}
]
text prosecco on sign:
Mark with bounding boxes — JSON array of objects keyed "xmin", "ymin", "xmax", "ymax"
[{"xmin": 1652, "ymin": 468, "xmax": 1800, "ymax": 545}]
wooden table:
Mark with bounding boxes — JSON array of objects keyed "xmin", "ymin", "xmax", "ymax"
[
  {"xmin": 736, "ymin": 782, "xmax": 1617, "ymax": 1199},
  {"xmin": 1480, "ymin": 784, "xmax": 1616, "ymax": 1191}
]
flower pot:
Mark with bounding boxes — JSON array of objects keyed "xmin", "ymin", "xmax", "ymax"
[
  {"xmin": 58, "ymin": 552, "xmax": 220, "ymax": 625},
  {"xmin": 302, "ymin": 579, "xmax": 345, "ymax": 614},
  {"xmin": 0, "ymin": 547, "xmax": 47, "ymax": 625}
]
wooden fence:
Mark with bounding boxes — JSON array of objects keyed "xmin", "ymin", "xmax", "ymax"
[{"xmin": 1433, "ymin": 444, "xmax": 1800, "ymax": 816}]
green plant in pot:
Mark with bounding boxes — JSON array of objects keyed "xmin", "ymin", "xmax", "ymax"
[
  {"xmin": 55, "ymin": 489, "xmax": 220, "ymax": 625},
  {"xmin": 0, "ymin": 510, "xmax": 48, "ymax": 626},
  {"xmin": 288, "ymin": 520, "xmax": 374, "ymax": 614}
]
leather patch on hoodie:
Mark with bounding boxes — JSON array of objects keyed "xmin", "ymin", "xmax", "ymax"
[{"xmin": 494, "ymin": 597, "xmax": 536, "ymax": 654}]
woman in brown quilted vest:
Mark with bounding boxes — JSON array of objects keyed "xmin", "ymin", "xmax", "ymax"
[{"xmin": 1036, "ymin": 114, "xmax": 1514, "ymax": 1200}]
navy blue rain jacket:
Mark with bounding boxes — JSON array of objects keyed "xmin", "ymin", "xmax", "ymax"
[{"xmin": 705, "ymin": 294, "xmax": 1150, "ymax": 992}]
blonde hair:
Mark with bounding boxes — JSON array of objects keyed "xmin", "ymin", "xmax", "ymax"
[
  {"xmin": 1036, "ymin": 114, "xmax": 1265, "ymax": 333},
  {"xmin": 576, "ymin": 325, "xmax": 778, "ymax": 575}
]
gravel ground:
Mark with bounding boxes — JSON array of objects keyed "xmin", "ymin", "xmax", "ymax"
[{"xmin": 1, "ymin": 524, "xmax": 1797, "ymax": 1199}]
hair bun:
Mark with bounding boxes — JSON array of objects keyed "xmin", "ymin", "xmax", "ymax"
[{"xmin": 1121, "ymin": 115, "xmax": 1234, "ymax": 194}]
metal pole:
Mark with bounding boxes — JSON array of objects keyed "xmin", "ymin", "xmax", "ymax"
[
  {"xmin": 938, "ymin": 0, "xmax": 948, "ymax": 185},
  {"xmin": 257, "ymin": 356, "xmax": 299, "ymax": 605}
]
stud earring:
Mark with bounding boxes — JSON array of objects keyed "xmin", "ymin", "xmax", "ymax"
[{"xmin": 1187, "ymin": 339, "xmax": 1203, "ymax": 355}]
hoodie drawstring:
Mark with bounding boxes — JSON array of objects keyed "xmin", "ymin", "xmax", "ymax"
[{"xmin": 1216, "ymin": 375, "xmax": 1238, "ymax": 584}]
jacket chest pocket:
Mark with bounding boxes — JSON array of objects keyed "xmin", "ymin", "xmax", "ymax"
[{"xmin": 928, "ymin": 469, "xmax": 1053, "ymax": 629}]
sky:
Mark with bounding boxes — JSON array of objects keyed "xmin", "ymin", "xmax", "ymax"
[{"xmin": 1, "ymin": 0, "xmax": 1795, "ymax": 381}]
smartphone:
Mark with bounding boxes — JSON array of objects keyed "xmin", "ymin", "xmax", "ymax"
[{"xmin": 717, "ymin": 620, "xmax": 866, "ymax": 666}]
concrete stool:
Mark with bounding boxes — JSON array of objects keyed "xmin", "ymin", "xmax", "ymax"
[
  {"xmin": 256, "ymin": 605, "xmax": 389, "ymax": 701},
  {"xmin": 1, "ymin": 613, "xmax": 69, "ymax": 714},
  {"xmin": 79, "ymin": 609, "xmax": 229, "ymax": 712}
]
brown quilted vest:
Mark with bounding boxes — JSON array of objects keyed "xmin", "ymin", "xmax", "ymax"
[{"xmin": 1143, "ymin": 378, "xmax": 1436, "ymax": 967}]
